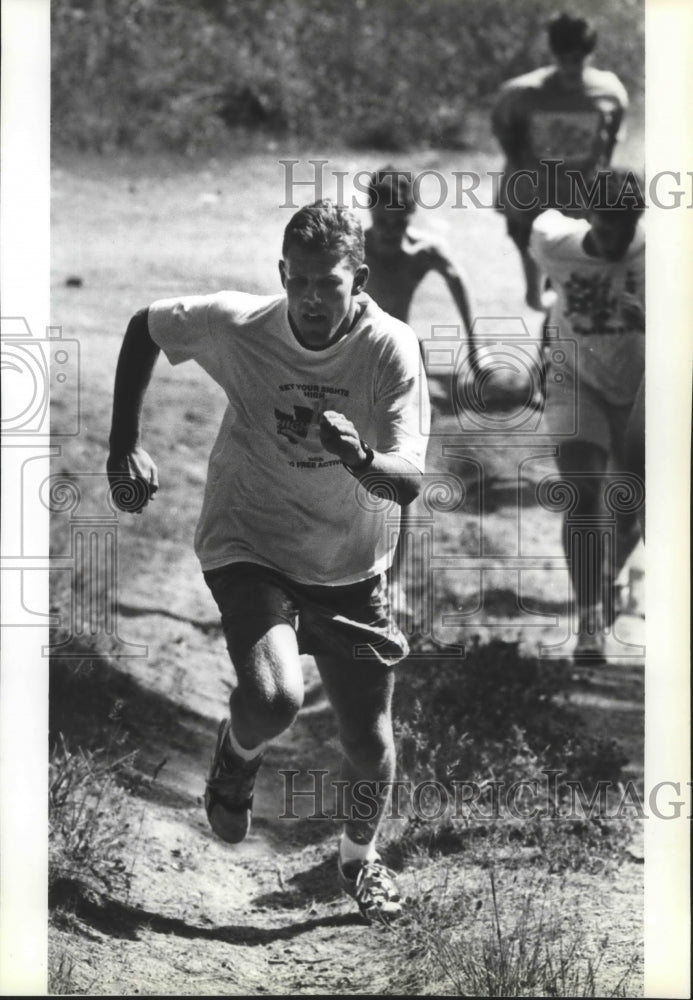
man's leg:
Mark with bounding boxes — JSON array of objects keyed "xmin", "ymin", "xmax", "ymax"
[
  {"xmin": 506, "ymin": 212, "xmax": 544, "ymax": 310},
  {"xmin": 555, "ymin": 440, "xmax": 610, "ymax": 659},
  {"xmin": 604, "ymin": 392, "xmax": 645, "ymax": 621},
  {"xmin": 205, "ymin": 624, "xmax": 304, "ymax": 844},
  {"xmin": 521, "ymin": 247, "xmax": 546, "ymax": 312},
  {"xmin": 227, "ymin": 623, "xmax": 304, "ymax": 749},
  {"xmin": 314, "ymin": 653, "xmax": 401, "ymax": 921},
  {"xmin": 314, "ymin": 654, "xmax": 395, "ymax": 846},
  {"xmin": 608, "ymin": 511, "xmax": 642, "ymax": 622},
  {"xmin": 203, "ymin": 566, "xmax": 305, "ymax": 842}
]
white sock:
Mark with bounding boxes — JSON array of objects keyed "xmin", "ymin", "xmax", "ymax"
[
  {"xmin": 226, "ymin": 719, "xmax": 266, "ymax": 761},
  {"xmin": 339, "ymin": 831, "xmax": 378, "ymax": 865}
]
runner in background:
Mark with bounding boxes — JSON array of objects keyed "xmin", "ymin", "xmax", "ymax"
[
  {"xmin": 492, "ymin": 12, "xmax": 629, "ymax": 311},
  {"xmin": 529, "ymin": 168, "xmax": 645, "ymax": 662},
  {"xmin": 364, "ymin": 166, "xmax": 475, "ymax": 343},
  {"xmin": 364, "ymin": 166, "xmax": 477, "ymax": 615}
]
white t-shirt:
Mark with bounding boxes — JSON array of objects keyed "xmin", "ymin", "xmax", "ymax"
[
  {"xmin": 530, "ymin": 209, "xmax": 645, "ymax": 406},
  {"xmin": 148, "ymin": 291, "xmax": 430, "ymax": 585}
]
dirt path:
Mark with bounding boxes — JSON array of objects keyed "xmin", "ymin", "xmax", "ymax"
[{"xmin": 49, "ymin": 588, "xmax": 644, "ymax": 995}]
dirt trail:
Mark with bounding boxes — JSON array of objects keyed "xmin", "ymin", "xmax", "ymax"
[
  {"xmin": 51, "ymin": 640, "xmax": 408, "ymax": 995},
  {"xmin": 50, "ymin": 577, "xmax": 645, "ymax": 995}
]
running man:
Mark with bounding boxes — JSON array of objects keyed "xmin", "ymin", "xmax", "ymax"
[
  {"xmin": 107, "ymin": 200, "xmax": 430, "ymax": 923},
  {"xmin": 364, "ymin": 167, "xmax": 476, "ymax": 608},
  {"xmin": 529, "ymin": 168, "xmax": 645, "ymax": 662},
  {"xmin": 492, "ymin": 12, "xmax": 629, "ymax": 310},
  {"xmin": 364, "ymin": 166, "xmax": 475, "ymax": 346}
]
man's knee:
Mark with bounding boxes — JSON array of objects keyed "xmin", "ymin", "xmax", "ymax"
[
  {"xmin": 230, "ymin": 628, "xmax": 304, "ymax": 733},
  {"xmin": 233, "ymin": 679, "xmax": 303, "ymax": 733},
  {"xmin": 263, "ymin": 684, "xmax": 304, "ymax": 731},
  {"xmin": 340, "ymin": 716, "xmax": 394, "ymax": 770}
]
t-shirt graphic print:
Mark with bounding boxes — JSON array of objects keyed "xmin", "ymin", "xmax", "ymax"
[{"xmin": 148, "ymin": 291, "xmax": 430, "ymax": 585}]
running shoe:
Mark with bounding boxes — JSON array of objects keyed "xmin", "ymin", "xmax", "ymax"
[
  {"xmin": 204, "ymin": 718, "xmax": 263, "ymax": 844},
  {"xmin": 338, "ymin": 854, "xmax": 402, "ymax": 924}
]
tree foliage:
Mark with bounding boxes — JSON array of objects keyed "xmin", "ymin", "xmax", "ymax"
[{"xmin": 52, "ymin": 0, "xmax": 644, "ymax": 153}]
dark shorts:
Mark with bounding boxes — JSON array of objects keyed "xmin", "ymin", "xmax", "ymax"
[
  {"xmin": 542, "ymin": 367, "xmax": 638, "ymax": 464},
  {"xmin": 203, "ymin": 562, "xmax": 409, "ymax": 667}
]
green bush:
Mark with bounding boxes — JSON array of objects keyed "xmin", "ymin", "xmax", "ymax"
[
  {"xmin": 52, "ymin": 0, "xmax": 644, "ymax": 153},
  {"xmin": 49, "ymin": 733, "xmax": 136, "ymax": 894}
]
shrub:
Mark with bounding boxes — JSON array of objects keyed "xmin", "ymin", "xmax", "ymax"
[
  {"xmin": 49, "ymin": 733, "xmax": 137, "ymax": 895},
  {"xmin": 388, "ymin": 639, "xmax": 635, "ymax": 868},
  {"xmin": 394, "ymin": 638, "xmax": 628, "ymax": 784},
  {"xmin": 51, "ymin": 0, "xmax": 644, "ymax": 153},
  {"xmin": 385, "ymin": 866, "xmax": 640, "ymax": 996}
]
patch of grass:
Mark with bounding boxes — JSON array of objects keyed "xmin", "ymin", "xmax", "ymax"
[
  {"xmin": 395, "ymin": 638, "xmax": 629, "ymax": 782},
  {"xmin": 385, "ymin": 867, "xmax": 640, "ymax": 997},
  {"xmin": 49, "ymin": 733, "xmax": 137, "ymax": 896},
  {"xmin": 387, "ymin": 639, "xmax": 636, "ymax": 869},
  {"xmin": 48, "ymin": 722, "xmax": 149, "ymax": 990},
  {"xmin": 47, "ymin": 943, "xmax": 100, "ymax": 997},
  {"xmin": 48, "ymin": 934, "xmax": 101, "ymax": 996}
]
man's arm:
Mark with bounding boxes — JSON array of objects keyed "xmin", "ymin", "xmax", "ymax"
[
  {"xmin": 319, "ymin": 411, "xmax": 422, "ymax": 507},
  {"xmin": 600, "ymin": 76, "xmax": 629, "ymax": 164},
  {"xmin": 525, "ymin": 210, "xmax": 560, "ymax": 315},
  {"xmin": 107, "ymin": 307, "xmax": 160, "ymax": 512},
  {"xmin": 491, "ymin": 85, "xmax": 530, "ymax": 166},
  {"xmin": 428, "ymin": 247, "xmax": 479, "ymax": 373}
]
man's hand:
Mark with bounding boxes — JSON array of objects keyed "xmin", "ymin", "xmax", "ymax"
[
  {"xmin": 107, "ymin": 446, "xmax": 159, "ymax": 513},
  {"xmin": 319, "ymin": 410, "xmax": 366, "ymax": 467},
  {"xmin": 621, "ymin": 293, "xmax": 645, "ymax": 332},
  {"xmin": 320, "ymin": 409, "xmax": 422, "ymax": 505}
]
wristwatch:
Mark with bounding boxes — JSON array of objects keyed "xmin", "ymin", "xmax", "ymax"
[{"xmin": 344, "ymin": 439, "xmax": 375, "ymax": 473}]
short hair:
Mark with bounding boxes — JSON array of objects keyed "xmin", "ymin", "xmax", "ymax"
[
  {"xmin": 282, "ymin": 199, "xmax": 364, "ymax": 269},
  {"xmin": 547, "ymin": 13, "xmax": 597, "ymax": 55},
  {"xmin": 366, "ymin": 166, "xmax": 416, "ymax": 213},
  {"xmin": 586, "ymin": 168, "xmax": 646, "ymax": 215}
]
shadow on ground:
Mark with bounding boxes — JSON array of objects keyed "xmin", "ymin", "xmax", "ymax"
[{"xmin": 50, "ymin": 876, "xmax": 362, "ymax": 944}]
